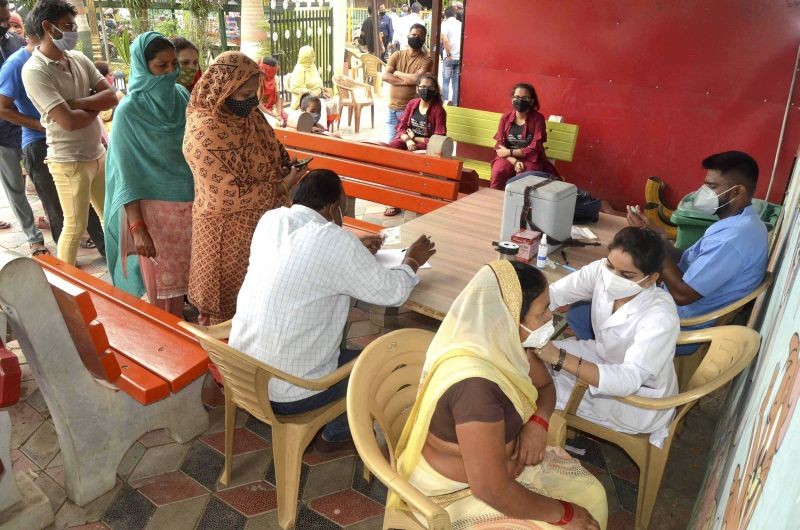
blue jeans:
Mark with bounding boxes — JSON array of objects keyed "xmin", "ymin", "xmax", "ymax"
[
  {"xmin": 566, "ymin": 300, "xmax": 699, "ymax": 355},
  {"xmin": 270, "ymin": 348, "xmax": 360, "ymax": 442},
  {"xmin": 442, "ymin": 59, "xmax": 461, "ymax": 104},
  {"xmin": 386, "ymin": 108, "xmax": 404, "ymax": 143}
]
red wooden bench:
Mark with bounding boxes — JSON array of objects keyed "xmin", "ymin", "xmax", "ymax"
[
  {"xmin": 0, "ymin": 252, "xmax": 209, "ymax": 506},
  {"xmin": 34, "ymin": 254, "xmax": 208, "ymax": 405},
  {"xmin": 274, "ymin": 129, "xmax": 464, "ymax": 230}
]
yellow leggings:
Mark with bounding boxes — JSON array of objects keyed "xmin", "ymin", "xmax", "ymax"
[{"xmin": 47, "ymin": 154, "xmax": 106, "ymax": 266}]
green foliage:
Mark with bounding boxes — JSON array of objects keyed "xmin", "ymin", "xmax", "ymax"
[
  {"xmin": 110, "ymin": 29, "xmax": 132, "ymax": 67},
  {"xmin": 123, "ymin": 0, "xmax": 151, "ymax": 34},
  {"xmin": 258, "ymin": 20, "xmax": 272, "ymax": 61},
  {"xmin": 154, "ymin": 18, "xmax": 180, "ymax": 38}
]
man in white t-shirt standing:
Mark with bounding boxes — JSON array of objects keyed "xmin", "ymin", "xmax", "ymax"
[
  {"xmin": 394, "ymin": 2, "xmax": 425, "ymax": 52},
  {"xmin": 440, "ymin": 5, "xmax": 462, "ymax": 105}
]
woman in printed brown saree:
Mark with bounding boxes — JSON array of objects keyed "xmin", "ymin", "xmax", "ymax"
[{"xmin": 183, "ymin": 51, "xmax": 306, "ymax": 325}]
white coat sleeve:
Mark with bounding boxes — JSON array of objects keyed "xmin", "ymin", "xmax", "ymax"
[
  {"xmin": 594, "ymin": 308, "xmax": 680, "ymax": 396},
  {"xmin": 549, "ymin": 259, "xmax": 603, "ymax": 310}
]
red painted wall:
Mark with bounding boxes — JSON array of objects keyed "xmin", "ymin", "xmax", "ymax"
[{"xmin": 459, "ymin": 1, "xmax": 800, "ymax": 209}]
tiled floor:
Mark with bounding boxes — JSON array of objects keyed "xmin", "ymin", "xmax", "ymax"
[{"xmin": 1, "ymin": 118, "xmax": 720, "ymax": 529}]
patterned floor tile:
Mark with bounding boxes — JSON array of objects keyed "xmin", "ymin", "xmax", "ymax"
[
  {"xmin": 612, "ymin": 464, "xmax": 640, "ymax": 485},
  {"xmin": 345, "ymin": 516, "xmax": 383, "ymax": 530},
  {"xmin": 18, "ymin": 378, "xmax": 38, "ymax": 400},
  {"xmin": 602, "ymin": 442, "xmax": 635, "ymax": 473},
  {"xmin": 216, "ymin": 480, "xmax": 277, "ymax": 517},
  {"xmin": 67, "ymin": 523, "xmax": 111, "ymax": 529},
  {"xmin": 181, "ymin": 441, "xmax": 226, "ymax": 491},
  {"xmin": 128, "ymin": 442, "xmax": 191, "ymax": 482},
  {"xmin": 611, "ymin": 475, "xmax": 639, "ymax": 513},
  {"xmin": 303, "ymin": 446, "xmax": 356, "ymax": 466},
  {"xmin": 216, "ymin": 449, "xmax": 273, "ymax": 491},
  {"xmin": 244, "ymin": 415, "xmax": 272, "ymax": 441},
  {"xmin": 352, "ymin": 460, "xmax": 388, "ymax": 506},
  {"xmin": 102, "ymin": 484, "xmax": 156, "ymax": 530},
  {"xmin": 34, "ymin": 469, "xmax": 67, "ymax": 512},
  {"xmin": 201, "ymin": 374, "xmax": 225, "ymax": 408},
  {"xmin": 346, "ymin": 333, "xmax": 381, "ymax": 349},
  {"xmin": 264, "ymin": 459, "xmax": 309, "ymax": 500},
  {"xmin": 11, "ymin": 448, "xmax": 38, "ymax": 474},
  {"xmin": 6, "ymin": 401, "xmax": 44, "ymax": 424},
  {"xmin": 567, "ymin": 435, "xmax": 608, "ymax": 471},
  {"xmin": 607, "ymin": 508, "xmax": 636, "ymax": 530},
  {"xmin": 133, "ymin": 470, "xmax": 208, "ymax": 506},
  {"xmin": 21, "ymin": 420, "xmax": 60, "ymax": 468},
  {"xmin": 293, "ymin": 504, "xmax": 341, "ymax": 529},
  {"xmin": 243, "ymin": 510, "xmax": 280, "ymax": 529},
  {"xmin": 303, "ymin": 455, "xmax": 357, "ymax": 501},
  {"xmin": 46, "ymin": 464, "xmax": 66, "ymax": 487},
  {"xmin": 347, "ymin": 307, "xmax": 370, "ymax": 323},
  {"xmin": 143, "ymin": 495, "xmax": 209, "ymax": 530},
  {"xmin": 309, "ymin": 489, "xmax": 384, "ymax": 527},
  {"xmin": 10, "ymin": 418, "xmax": 42, "ymax": 449},
  {"xmin": 201, "ymin": 428, "xmax": 271, "ymax": 456},
  {"xmin": 196, "ymin": 496, "xmax": 247, "ymax": 530},
  {"xmin": 54, "ymin": 481, "xmax": 123, "ymax": 529}
]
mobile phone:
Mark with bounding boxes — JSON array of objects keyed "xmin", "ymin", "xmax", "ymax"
[{"xmin": 292, "ymin": 157, "xmax": 313, "ymax": 168}]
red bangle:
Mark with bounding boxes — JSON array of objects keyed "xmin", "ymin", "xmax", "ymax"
[
  {"xmin": 129, "ymin": 221, "xmax": 147, "ymax": 234},
  {"xmin": 529, "ymin": 414, "xmax": 549, "ymax": 432},
  {"xmin": 550, "ymin": 500, "xmax": 574, "ymax": 526}
]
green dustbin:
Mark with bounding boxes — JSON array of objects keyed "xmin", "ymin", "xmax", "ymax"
[{"xmin": 670, "ymin": 193, "xmax": 782, "ymax": 250}]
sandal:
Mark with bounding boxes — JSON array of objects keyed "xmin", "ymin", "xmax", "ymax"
[
  {"xmin": 80, "ymin": 238, "xmax": 97, "ymax": 249},
  {"xmin": 30, "ymin": 243, "xmax": 50, "ymax": 257},
  {"xmin": 36, "ymin": 216, "xmax": 50, "ymax": 230},
  {"xmin": 0, "ymin": 220, "xmax": 11, "ymax": 229},
  {"xmin": 384, "ymin": 207, "xmax": 402, "ymax": 217}
]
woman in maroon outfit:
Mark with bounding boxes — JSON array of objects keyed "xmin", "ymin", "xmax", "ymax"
[
  {"xmin": 490, "ymin": 83, "xmax": 557, "ymax": 189},
  {"xmin": 388, "ymin": 73, "xmax": 447, "ymax": 152}
]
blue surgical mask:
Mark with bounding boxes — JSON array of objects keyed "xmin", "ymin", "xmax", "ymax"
[{"xmin": 310, "ymin": 112, "xmax": 321, "ymax": 124}]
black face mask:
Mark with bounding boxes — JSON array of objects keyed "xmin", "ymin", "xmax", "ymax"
[
  {"xmin": 417, "ymin": 87, "xmax": 435, "ymax": 102},
  {"xmin": 455, "ymin": 12, "xmax": 464, "ymax": 22},
  {"xmin": 225, "ymin": 96, "xmax": 259, "ymax": 117},
  {"xmin": 0, "ymin": 26, "xmax": 8, "ymax": 38},
  {"xmin": 408, "ymin": 36, "xmax": 425, "ymax": 50},
  {"xmin": 512, "ymin": 99, "xmax": 532, "ymax": 113},
  {"xmin": 379, "ymin": 11, "xmax": 386, "ymax": 16}
]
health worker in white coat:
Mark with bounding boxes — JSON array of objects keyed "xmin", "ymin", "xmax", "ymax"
[{"xmin": 532, "ymin": 227, "xmax": 680, "ymax": 447}]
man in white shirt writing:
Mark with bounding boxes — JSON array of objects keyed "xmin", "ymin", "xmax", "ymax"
[{"xmin": 229, "ymin": 169, "xmax": 436, "ymax": 451}]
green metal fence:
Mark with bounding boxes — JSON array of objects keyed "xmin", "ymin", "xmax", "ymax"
[
  {"xmin": 265, "ymin": 2, "xmax": 334, "ymax": 99},
  {"xmin": 347, "ymin": 7, "xmax": 368, "ymax": 41}
]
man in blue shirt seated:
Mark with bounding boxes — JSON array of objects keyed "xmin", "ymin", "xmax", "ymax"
[{"xmin": 569, "ymin": 151, "xmax": 768, "ymax": 350}]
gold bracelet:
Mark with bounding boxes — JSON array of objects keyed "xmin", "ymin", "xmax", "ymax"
[{"xmin": 576, "ymin": 356, "xmax": 583, "ymax": 381}]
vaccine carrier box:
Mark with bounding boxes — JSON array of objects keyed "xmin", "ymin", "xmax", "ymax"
[{"xmin": 500, "ymin": 175, "xmax": 577, "ymax": 245}]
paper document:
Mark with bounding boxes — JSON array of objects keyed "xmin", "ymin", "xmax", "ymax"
[
  {"xmin": 571, "ymin": 226, "xmax": 598, "ymax": 240},
  {"xmin": 381, "ymin": 227, "xmax": 401, "ymax": 245},
  {"xmin": 375, "ymin": 249, "xmax": 431, "ymax": 269}
]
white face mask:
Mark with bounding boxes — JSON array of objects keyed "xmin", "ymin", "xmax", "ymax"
[
  {"xmin": 49, "ymin": 25, "xmax": 80, "ymax": 52},
  {"xmin": 520, "ymin": 319, "xmax": 554, "ymax": 349},
  {"xmin": 601, "ymin": 261, "xmax": 649, "ymax": 300},
  {"xmin": 693, "ymin": 184, "xmax": 736, "ymax": 215}
]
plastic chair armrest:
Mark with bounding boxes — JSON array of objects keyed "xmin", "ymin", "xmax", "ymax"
[
  {"xmin": 562, "ymin": 381, "xmax": 588, "ymax": 415},
  {"xmin": 679, "ymin": 272, "xmax": 772, "ymax": 327},
  {"xmin": 179, "ymin": 320, "xmax": 232, "ymax": 340},
  {"xmin": 259, "ymin": 358, "xmax": 357, "ymax": 392}
]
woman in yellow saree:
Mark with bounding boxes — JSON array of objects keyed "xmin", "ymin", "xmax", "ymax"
[{"xmin": 393, "ymin": 260, "xmax": 607, "ymax": 529}]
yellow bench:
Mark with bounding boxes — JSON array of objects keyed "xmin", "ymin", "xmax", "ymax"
[{"xmin": 446, "ymin": 105, "xmax": 579, "ymax": 181}]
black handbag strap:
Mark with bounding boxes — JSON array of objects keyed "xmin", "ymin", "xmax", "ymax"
[{"xmin": 518, "ymin": 179, "xmax": 565, "ymax": 244}]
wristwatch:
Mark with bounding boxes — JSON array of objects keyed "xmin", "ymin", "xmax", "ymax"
[{"xmin": 552, "ymin": 348, "xmax": 567, "ymax": 372}]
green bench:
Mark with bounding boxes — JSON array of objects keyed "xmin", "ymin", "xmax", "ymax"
[{"xmin": 446, "ymin": 105, "xmax": 580, "ymax": 181}]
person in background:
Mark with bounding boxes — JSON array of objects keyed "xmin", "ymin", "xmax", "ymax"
[
  {"xmin": 0, "ymin": 0, "xmax": 48, "ymax": 254},
  {"xmin": 183, "ymin": 52, "xmax": 307, "ymax": 325},
  {"xmin": 394, "ymin": 260, "xmax": 605, "ymax": 529},
  {"xmin": 452, "ymin": 0, "xmax": 464, "ymax": 21},
  {"xmin": 0, "ymin": 14, "xmax": 106, "ymax": 256},
  {"xmin": 105, "ymin": 32, "xmax": 194, "ymax": 317},
  {"xmin": 400, "ymin": 4, "xmax": 410, "ymax": 18},
  {"xmin": 394, "ymin": 1, "xmax": 425, "ymax": 52},
  {"xmin": 171, "ymin": 36, "xmax": 201, "ymax": 92},
  {"xmin": 358, "ymin": 5, "xmax": 383, "ymax": 57},
  {"xmin": 626, "ymin": 151, "xmax": 768, "ymax": 335},
  {"xmin": 378, "ymin": 3, "xmax": 394, "ymax": 61},
  {"xmin": 490, "ymin": 82, "xmax": 558, "ymax": 190},
  {"xmin": 382, "ymin": 22, "xmax": 432, "ymax": 215},
  {"xmin": 8, "ymin": 11, "xmax": 22, "ymax": 36},
  {"xmin": 542, "ymin": 227, "xmax": 680, "ymax": 446},
  {"xmin": 289, "ymin": 45, "xmax": 331, "ymax": 110},
  {"xmin": 389, "ymin": 73, "xmax": 446, "ymax": 152},
  {"xmin": 22, "ymin": 0, "xmax": 118, "ymax": 266},
  {"xmin": 94, "ymin": 60, "xmax": 114, "ymax": 86},
  {"xmin": 258, "ymin": 56, "xmax": 287, "ymax": 123},
  {"xmin": 299, "ymin": 94, "xmax": 326, "ymax": 134},
  {"xmin": 440, "ymin": 5, "xmax": 462, "ymax": 104},
  {"xmin": 230, "ymin": 169, "xmax": 435, "ymax": 452}
]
